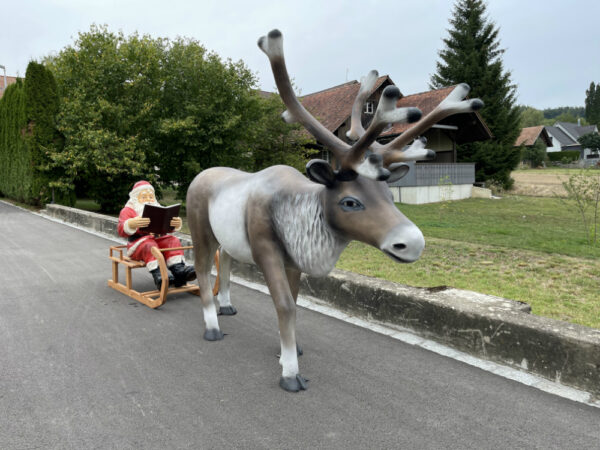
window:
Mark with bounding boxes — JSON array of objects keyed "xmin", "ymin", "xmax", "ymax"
[{"xmin": 364, "ymin": 101, "xmax": 374, "ymax": 114}]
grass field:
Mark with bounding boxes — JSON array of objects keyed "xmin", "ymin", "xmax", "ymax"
[{"xmin": 68, "ymin": 189, "xmax": 599, "ymax": 329}]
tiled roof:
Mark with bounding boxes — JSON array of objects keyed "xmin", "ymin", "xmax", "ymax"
[
  {"xmin": 273, "ymin": 77, "xmax": 491, "ymax": 145},
  {"xmin": 383, "ymin": 86, "xmax": 456, "ymax": 136},
  {"xmin": 515, "ymin": 125, "xmax": 552, "ymax": 147},
  {"xmin": 0, "ymin": 76, "xmax": 19, "ymax": 99},
  {"xmin": 299, "ymin": 76, "xmax": 392, "ymax": 133}
]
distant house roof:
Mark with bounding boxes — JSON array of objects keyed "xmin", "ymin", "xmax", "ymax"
[
  {"xmin": 556, "ymin": 121, "xmax": 598, "ymax": 140},
  {"xmin": 299, "ymin": 75, "xmax": 392, "ymax": 133},
  {"xmin": 544, "ymin": 122, "xmax": 599, "ymax": 151},
  {"xmin": 297, "ymin": 77, "xmax": 491, "ymax": 145},
  {"xmin": 0, "ymin": 75, "xmax": 19, "ymax": 99},
  {"xmin": 545, "ymin": 125, "xmax": 578, "ymax": 148},
  {"xmin": 515, "ymin": 126, "xmax": 553, "ymax": 147}
]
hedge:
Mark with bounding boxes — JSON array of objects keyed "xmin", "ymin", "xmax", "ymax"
[
  {"xmin": 0, "ymin": 62, "xmax": 69, "ymax": 206},
  {"xmin": 547, "ymin": 150, "xmax": 580, "ymax": 162},
  {"xmin": 0, "ymin": 80, "xmax": 31, "ymax": 202}
]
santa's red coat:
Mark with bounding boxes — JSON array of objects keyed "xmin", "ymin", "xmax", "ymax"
[{"xmin": 118, "ymin": 206, "xmax": 184, "ymax": 271}]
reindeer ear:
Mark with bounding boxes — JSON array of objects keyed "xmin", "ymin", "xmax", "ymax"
[
  {"xmin": 306, "ymin": 159, "xmax": 335, "ymax": 187},
  {"xmin": 388, "ymin": 163, "xmax": 410, "ymax": 183}
]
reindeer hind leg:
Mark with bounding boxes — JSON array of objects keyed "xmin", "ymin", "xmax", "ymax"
[
  {"xmin": 216, "ymin": 249, "xmax": 236, "ymax": 316},
  {"xmin": 190, "ymin": 227, "xmax": 224, "ymax": 341}
]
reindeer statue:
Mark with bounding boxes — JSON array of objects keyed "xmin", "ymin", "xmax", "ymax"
[{"xmin": 186, "ymin": 29, "xmax": 483, "ymax": 392}]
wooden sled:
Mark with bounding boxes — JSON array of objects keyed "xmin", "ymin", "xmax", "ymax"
[{"xmin": 108, "ymin": 244, "xmax": 220, "ymax": 309}]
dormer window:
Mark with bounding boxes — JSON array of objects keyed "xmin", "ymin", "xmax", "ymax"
[{"xmin": 364, "ymin": 101, "xmax": 374, "ymax": 114}]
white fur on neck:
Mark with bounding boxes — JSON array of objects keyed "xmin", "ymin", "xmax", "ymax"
[{"xmin": 271, "ymin": 192, "xmax": 348, "ymax": 276}]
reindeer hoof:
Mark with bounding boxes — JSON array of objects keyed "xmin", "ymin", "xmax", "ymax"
[
  {"xmin": 203, "ymin": 329, "xmax": 224, "ymax": 341},
  {"xmin": 279, "ymin": 374, "xmax": 308, "ymax": 392},
  {"xmin": 218, "ymin": 305, "xmax": 237, "ymax": 316}
]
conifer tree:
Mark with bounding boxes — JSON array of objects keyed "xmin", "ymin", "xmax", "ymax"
[
  {"xmin": 430, "ymin": 0, "xmax": 521, "ymax": 189},
  {"xmin": 585, "ymin": 82, "xmax": 600, "ymax": 126}
]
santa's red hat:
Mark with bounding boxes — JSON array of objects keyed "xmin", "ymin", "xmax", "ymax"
[{"xmin": 129, "ymin": 180, "xmax": 154, "ymax": 198}]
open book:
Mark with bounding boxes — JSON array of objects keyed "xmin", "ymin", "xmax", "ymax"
[{"xmin": 141, "ymin": 203, "xmax": 180, "ymax": 234}]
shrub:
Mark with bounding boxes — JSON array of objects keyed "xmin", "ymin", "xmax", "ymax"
[
  {"xmin": 547, "ymin": 151, "xmax": 580, "ymax": 163},
  {"xmin": 521, "ymin": 141, "xmax": 547, "ymax": 168}
]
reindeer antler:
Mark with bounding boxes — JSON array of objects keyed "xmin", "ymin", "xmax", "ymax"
[
  {"xmin": 375, "ymin": 83, "xmax": 484, "ymax": 166},
  {"xmin": 258, "ymin": 30, "xmax": 421, "ymax": 181},
  {"xmin": 259, "ymin": 30, "xmax": 484, "ymax": 180}
]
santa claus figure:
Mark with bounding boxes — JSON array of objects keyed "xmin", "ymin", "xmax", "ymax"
[{"xmin": 118, "ymin": 180, "xmax": 196, "ymax": 290}]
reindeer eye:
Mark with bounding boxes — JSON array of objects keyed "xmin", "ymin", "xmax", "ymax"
[{"xmin": 339, "ymin": 196, "xmax": 365, "ymax": 212}]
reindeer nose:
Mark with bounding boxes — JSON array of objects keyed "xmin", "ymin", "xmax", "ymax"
[{"xmin": 381, "ymin": 223, "xmax": 425, "ymax": 263}]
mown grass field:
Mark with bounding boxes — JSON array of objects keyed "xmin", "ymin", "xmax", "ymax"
[{"xmin": 66, "ymin": 189, "xmax": 599, "ymax": 329}]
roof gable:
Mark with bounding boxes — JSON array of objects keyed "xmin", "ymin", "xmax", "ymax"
[
  {"xmin": 515, "ymin": 126, "xmax": 552, "ymax": 147},
  {"xmin": 545, "ymin": 126, "xmax": 577, "ymax": 146}
]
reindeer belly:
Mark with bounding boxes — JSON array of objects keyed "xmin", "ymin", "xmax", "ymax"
[{"xmin": 209, "ymin": 186, "xmax": 254, "ymax": 264}]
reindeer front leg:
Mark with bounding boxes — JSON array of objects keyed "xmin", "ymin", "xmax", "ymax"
[{"xmin": 253, "ymin": 243, "xmax": 307, "ymax": 392}]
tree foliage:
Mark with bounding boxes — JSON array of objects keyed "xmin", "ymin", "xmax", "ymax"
[
  {"xmin": 519, "ymin": 105, "xmax": 586, "ymax": 127},
  {"xmin": 579, "ymin": 132, "xmax": 600, "ymax": 154},
  {"xmin": 544, "ymin": 106, "xmax": 585, "ymax": 120},
  {"xmin": 585, "ymin": 82, "xmax": 600, "ymax": 126},
  {"xmin": 430, "ymin": 0, "xmax": 521, "ymax": 189},
  {"xmin": 45, "ymin": 26, "xmax": 163, "ymax": 212},
  {"xmin": 521, "ymin": 139, "xmax": 546, "ymax": 168},
  {"xmin": 45, "ymin": 25, "xmax": 312, "ymax": 211},
  {"xmin": 519, "ymin": 106, "xmax": 548, "ymax": 127}
]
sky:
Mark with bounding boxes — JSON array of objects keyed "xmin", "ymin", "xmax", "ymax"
[{"xmin": 2, "ymin": 0, "xmax": 599, "ymax": 109}]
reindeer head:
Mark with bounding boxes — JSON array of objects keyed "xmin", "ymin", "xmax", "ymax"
[{"xmin": 258, "ymin": 29, "xmax": 483, "ymax": 263}]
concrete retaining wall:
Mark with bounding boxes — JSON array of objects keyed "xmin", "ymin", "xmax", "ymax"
[
  {"xmin": 41, "ymin": 203, "xmax": 600, "ymax": 398},
  {"xmin": 391, "ymin": 184, "xmax": 472, "ymax": 204}
]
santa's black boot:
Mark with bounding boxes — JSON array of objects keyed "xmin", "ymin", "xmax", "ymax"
[
  {"xmin": 150, "ymin": 268, "xmax": 175, "ymax": 291},
  {"xmin": 169, "ymin": 263, "xmax": 196, "ymax": 287}
]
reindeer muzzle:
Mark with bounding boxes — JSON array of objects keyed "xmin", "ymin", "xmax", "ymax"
[{"xmin": 380, "ymin": 223, "xmax": 425, "ymax": 263}]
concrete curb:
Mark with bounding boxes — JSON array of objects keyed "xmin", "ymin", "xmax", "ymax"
[{"xmin": 40, "ymin": 204, "xmax": 600, "ymax": 399}]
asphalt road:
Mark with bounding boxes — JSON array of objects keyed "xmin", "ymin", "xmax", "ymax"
[{"xmin": 1, "ymin": 201, "xmax": 599, "ymax": 449}]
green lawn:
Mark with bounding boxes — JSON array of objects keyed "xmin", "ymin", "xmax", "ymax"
[{"xmin": 394, "ymin": 196, "xmax": 599, "ymax": 259}]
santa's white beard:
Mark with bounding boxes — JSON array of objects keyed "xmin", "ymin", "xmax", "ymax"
[{"xmin": 126, "ymin": 197, "xmax": 161, "ymax": 217}]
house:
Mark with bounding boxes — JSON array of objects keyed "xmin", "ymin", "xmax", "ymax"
[
  {"xmin": 515, "ymin": 126, "xmax": 553, "ymax": 149},
  {"xmin": 295, "ymin": 76, "xmax": 492, "ymax": 203},
  {"xmin": 0, "ymin": 74, "xmax": 19, "ymax": 100},
  {"xmin": 544, "ymin": 121, "xmax": 599, "ymax": 165}
]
